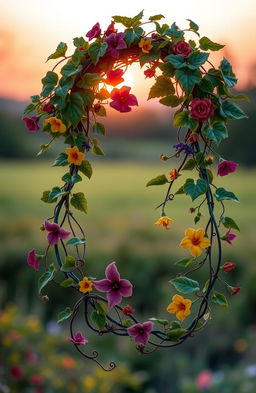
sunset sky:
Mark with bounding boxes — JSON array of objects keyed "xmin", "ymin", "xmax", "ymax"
[{"xmin": 1, "ymin": 0, "xmax": 256, "ymax": 103}]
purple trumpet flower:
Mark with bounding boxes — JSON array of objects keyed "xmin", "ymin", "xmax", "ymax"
[
  {"xmin": 44, "ymin": 220, "xmax": 71, "ymax": 245},
  {"xmin": 127, "ymin": 321, "xmax": 154, "ymax": 345}
]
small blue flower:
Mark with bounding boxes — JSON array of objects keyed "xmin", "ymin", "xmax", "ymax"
[
  {"xmin": 173, "ymin": 143, "xmax": 193, "ymax": 155},
  {"xmin": 82, "ymin": 140, "xmax": 91, "ymax": 152}
]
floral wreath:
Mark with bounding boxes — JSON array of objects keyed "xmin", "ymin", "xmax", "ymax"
[{"xmin": 23, "ymin": 11, "xmax": 247, "ymax": 371}]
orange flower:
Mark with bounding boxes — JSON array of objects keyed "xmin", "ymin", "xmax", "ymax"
[
  {"xmin": 44, "ymin": 117, "xmax": 66, "ymax": 133},
  {"xmin": 180, "ymin": 228, "xmax": 210, "ymax": 257},
  {"xmin": 166, "ymin": 294, "xmax": 192, "ymax": 321},
  {"xmin": 139, "ymin": 38, "xmax": 153, "ymax": 54},
  {"xmin": 170, "ymin": 168, "xmax": 179, "ymax": 180},
  {"xmin": 155, "ymin": 216, "xmax": 174, "ymax": 229},
  {"xmin": 78, "ymin": 277, "xmax": 93, "ymax": 293},
  {"xmin": 66, "ymin": 146, "xmax": 85, "ymax": 166}
]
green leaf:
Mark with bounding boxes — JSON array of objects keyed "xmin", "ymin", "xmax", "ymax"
[
  {"xmin": 80, "ymin": 89, "xmax": 95, "ymax": 107},
  {"xmin": 175, "ymin": 184, "xmax": 185, "ymax": 195},
  {"xmin": 166, "ymin": 328, "xmax": 188, "ymax": 341},
  {"xmin": 182, "ymin": 159, "xmax": 196, "ymax": 170},
  {"xmin": 203, "ymin": 122, "xmax": 228, "ymax": 145},
  {"xmin": 47, "ymin": 42, "xmax": 67, "ymax": 61},
  {"xmin": 91, "ymin": 311, "xmax": 106, "ymax": 330},
  {"xmin": 62, "ymin": 173, "xmax": 82, "ymax": 184},
  {"xmin": 124, "ymin": 27, "xmax": 143, "ymax": 46},
  {"xmin": 149, "ymin": 14, "xmax": 164, "ymax": 21},
  {"xmin": 170, "ymin": 277, "xmax": 200, "ymax": 294},
  {"xmin": 60, "ymin": 278, "xmax": 75, "ymax": 287},
  {"xmin": 77, "ymin": 73, "xmax": 102, "ymax": 89},
  {"xmin": 148, "ymin": 76, "xmax": 175, "ymax": 99},
  {"xmin": 91, "ymin": 139, "xmax": 104, "ymax": 155},
  {"xmin": 220, "ymin": 101, "xmax": 247, "ymax": 120},
  {"xmin": 92, "ymin": 122, "xmax": 105, "ymax": 135},
  {"xmin": 199, "ymin": 36, "xmax": 224, "ymax": 51},
  {"xmin": 186, "ymin": 51, "xmax": 209, "ymax": 70},
  {"xmin": 51, "ymin": 81, "xmax": 73, "ymax": 110},
  {"xmin": 48, "ymin": 186, "xmax": 66, "ymax": 202},
  {"xmin": 223, "ymin": 87, "xmax": 249, "ymax": 101},
  {"xmin": 88, "ymin": 41, "xmax": 108, "ymax": 65},
  {"xmin": 95, "ymin": 105, "xmax": 107, "ymax": 117},
  {"xmin": 175, "ymin": 258, "xmax": 194, "ymax": 267},
  {"xmin": 24, "ymin": 103, "xmax": 36, "ymax": 115},
  {"xmin": 220, "ymin": 216, "xmax": 240, "ymax": 231},
  {"xmin": 165, "ymin": 54, "xmax": 187, "ymax": 69},
  {"xmin": 95, "ymin": 301, "xmax": 108, "ymax": 313},
  {"xmin": 139, "ymin": 46, "xmax": 161, "ymax": 67},
  {"xmin": 61, "ymin": 256, "xmax": 76, "ymax": 272},
  {"xmin": 220, "ymin": 58, "xmax": 237, "ymax": 88},
  {"xmin": 71, "ymin": 48, "xmax": 82, "ymax": 66},
  {"xmin": 66, "ymin": 237, "xmax": 86, "ymax": 246},
  {"xmin": 198, "ymin": 77, "xmax": 214, "ymax": 93},
  {"xmin": 31, "ymin": 94, "xmax": 40, "ymax": 103},
  {"xmin": 38, "ymin": 264, "xmax": 56, "ymax": 294},
  {"xmin": 159, "ymin": 62, "xmax": 175, "ymax": 77},
  {"xmin": 62, "ymin": 92, "xmax": 84, "ymax": 127},
  {"xmin": 41, "ymin": 190, "xmax": 57, "ymax": 204},
  {"xmin": 175, "ymin": 68, "xmax": 201, "ymax": 93},
  {"xmin": 52, "ymin": 153, "xmax": 68, "ymax": 167},
  {"xmin": 41, "ymin": 71, "xmax": 58, "ymax": 97},
  {"xmin": 165, "ymin": 22, "xmax": 184, "ymax": 39},
  {"xmin": 57, "ymin": 307, "xmax": 72, "ymax": 323},
  {"xmin": 173, "ymin": 110, "xmax": 198, "ymax": 131},
  {"xmin": 73, "ymin": 36, "xmax": 89, "ymax": 50},
  {"xmin": 79, "ymin": 160, "xmax": 93, "ymax": 179},
  {"xmin": 112, "ymin": 10, "xmax": 143, "ymax": 28},
  {"xmin": 214, "ymin": 187, "xmax": 240, "ymax": 203},
  {"xmin": 183, "ymin": 178, "xmax": 207, "ymax": 201},
  {"xmin": 159, "ymin": 95, "xmax": 183, "ymax": 107},
  {"xmin": 71, "ymin": 192, "xmax": 88, "ymax": 213},
  {"xmin": 212, "ymin": 291, "xmax": 228, "ymax": 307},
  {"xmin": 146, "ymin": 174, "xmax": 168, "ymax": 186},
  {"xmin": 60, "ymin": 62, "xmax": 83, "ymax": 79},
  {"xmin": 37, "ymin": 144, "xmax": 51, "ymax": 157},
  {"xmin": 149, "ymin": 317, "xmax": 169, "ymax": 326},
  {"xmin": 187, "ymin": 19, "xmax": 199, "ymax": 32}
]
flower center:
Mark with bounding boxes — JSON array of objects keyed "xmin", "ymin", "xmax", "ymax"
[
  {"xmin": 178, "ymin": 303, "xmax": 186, "ymax": 311},
  {"xmin": 138, "ymin": 328, "xmax": 145, "ymax": 335},
  {"xmin": 72, "ymin": 153, "xmax": 78, "ymax": 159},
  {"xmin": 192, "ymin": 237, "xmax": 200, "ymax": 246},
  {"xmin": 112, "ymin": 281, "xmax": 120, "ymax": 290}
]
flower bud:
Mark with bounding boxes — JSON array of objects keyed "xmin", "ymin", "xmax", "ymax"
[
  {"xmin": 223, "ymin": 262, "xmax": 236, "ymax": 272},
  {"xmin": 122, "ymin": 305, "xmax": 135, "ymax": 316},
  {"xmin": 231, "ymin": 286, "xmax": 240, "ymax": 296},
  {"xmin": 160, "ymin": 154, "xmax": 169, "ymax": 161}
]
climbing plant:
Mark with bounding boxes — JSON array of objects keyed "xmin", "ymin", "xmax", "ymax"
[{"xmin": 23, "ymin": 11, "xmax": 247, "ymax": 371}]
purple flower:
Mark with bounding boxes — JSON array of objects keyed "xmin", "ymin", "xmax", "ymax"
[
  {"xmin": 93, "ymin": 262, "xmax": 133, "ymax": 308},
  {"xmin": 173, "ymin": 143, "xmax": 193, "ymax": 155},
  {"xmin": 105, "ymin": 32, "xmax": 127, "ymax": 58},
  {"xmin": 110, "ymin": 86, "xmax": 138, "ymax": 113},
  {"xmin": 222, "ymin": 228, "xmax": 237, "ymax": 245},
  {"xmin": 127, "ymin": 321, "xmax": 154, "ymax": 345},
  {"xmin": 23, "ymin": 116, "xmax": 39, "ymax": 131},
  {"xmin": 217, "ymin": 160, "xmax": 238, "ymax": 176},
  {"xmin": 68, "ymin": 332, "xmax": 88, "ymax": 345},
  {"xmin": 44, "ymin": 220, "xmax": 71, "ymax": 245},
  {"xmin": 27, "ymin": 249, "xmax": 40, "ymax": 271},
  {"xmin": 86, "ymin": 22, "xmax": 101, "ymax": 41}
]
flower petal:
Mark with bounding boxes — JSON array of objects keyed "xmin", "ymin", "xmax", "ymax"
[
  {"xmin": 119, "ymin": 279, "xmax": 133, "ymax": 297},
  {"xmin": 180, "ymin": 237, "xmax": 192, "ymax": 249},
  {"xmin": 200, "ymin": 237, "xmax": 211, "ymax": 248},
  {"xmin": 105, "ymin": 262, "xmax": 120, "ymax": 282},
  {"xmin": 135, "ymin": 332, "xmax": 149, "ymax": 345},
  {"xmin": 47, "ymin": 232, "xmax": 59, "ymax": 245},
  {"xmin": 195, "ymin": 228, "xmax": 205, "ymax": 240},
  {"xmin": 127, "ymin": 324, "xmax": 141, "ymax": 337},
  {"xmin": 107, "ymin": 290, "xmax": 122, "ymax": 308},
  {"xmin": 44, "ymin": 220, "xmax": 58, "ymax": 232},
  {"xmin": 59, "ymin": 228, "xmax": 71, "ymax": 240},
  {"xmin": 190, "ymin": 245, "xmax": 202, "ymax": 257},
  {"xmin": 93, "ymin": 279, "xmax": 111, "ymax": 292},
  {"xmin": 185, "ymin": 228, "xmax": 195, "ymax": 238},
  {"xmin": 142, "ymin": 321, "xmax": 154, "ymax": 333}
]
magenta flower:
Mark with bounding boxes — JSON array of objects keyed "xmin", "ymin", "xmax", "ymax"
[
  {"xmin": 23, "ymin": 116, "xmax": 39, "ymax": 131},
  {"xmin": 68, "ymin": 332, "xmax": 88, "ymax": 345},
  {"xmin": 27, "ymin": 249, "xmax": 41, "ymax": 271},
  {"xmin": 222, "ymin": 228, "xmax": 237, "ymax": 245},
  {"xmin": 110, "ymin": 86, "xmax": 138, "ymax": 113},
  {"xmin": 127, "ymin": 321, "xmax": 154, "ymax": 345},
  {"xmin": 105, "ymin": 32, "xmax": 127, "ymax": 58},
  {"xmin": 104, "ymin": 21, "xmax": 117, "ymax": 36},
  {"xmin": 93, "ymin": 262, "xmax": 133, "ymax": 308},
  {"xmin": 86, "ymin": 22, "xmax": 101, "ymax": 41},
  {"xmin": 217, "ymin": 160, "xmax": 238, "ymax": 176},
  {"xmin": 44, "ymin": 220, "xmax": 71, "ymax": 245},
  {"xmin": 105, "ymin": 69, "xmax": 124, "ymax": 86}
]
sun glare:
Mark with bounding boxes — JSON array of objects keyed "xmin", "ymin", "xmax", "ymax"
[{"xmin": 119, "ymin": 69, "xmax": 135, "ymax": 88}]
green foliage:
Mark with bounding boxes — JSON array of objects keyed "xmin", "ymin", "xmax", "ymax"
[
  {"xmin": 41, "ymin": 71, "xmax": 58, "ymax": 97},
  {"xmin": 66, "ymin": 237, "xmax": 86, "ymax": 246},
  {"xmin": 60, "ymin": 62, "xmax": 83, "ymax": 79},
  {"xmin": 112, "ymin": 10, "xmax": 143, "ymax": 27},
  {"xmin": 183, "ymin": 178, "xmax": 207, "ymax": 201},
  {"xmin": 41, "ymin": 190, "xmax": 57, "ymax": 204},
  {"xmin": 139, "ymin": 46, "xmax": 161, "ymax": 67},
  {"xmin": 48, "ymin": 186, "xmax": 67, "ymax": 202},
  {"xmin": 173, "ymin": 110, "xmax": 198, "ymax": 131},
  {"xmin": 88, "ymin": 41, "xmax": 108, "ymax": 64},
  {"xmin": 159, "ymin": 95, "xmax": 183, "ymax": 107},
  {"xmin": 38, "ymin": 264, "xmax": 56, "ymax": 294},
  {"xmin": 175, "ymin": 258, "xmax": 194, "ymax": 267},
  {"xmin": 91, "ymin": 310, "xmax": 106, "ymax": 330},
  {"xmin": 91, "ymin": 139, "xmax": 104, "ymax": 155},
  {"xmin": 220, "ymin": 216, "xmax": 240, "ymax": 231},
  {"xmin": 214, "ymin": 187, "xmax": 240, "ymax": 202},
  {"xmin": 175, "ymin": 68, "xmax": 201, "ymax": 93},
  {"xmin": 220, "ymin": 58, "xmax": 238, "ymax": 88},
  {"xmin": 186, "ymin": 51, "xmax": 209, "ymax": 69},
  {"xmin": 187, "ymin": 19, "xmax": 199, "ymax": 32},
  {"xmin": 60, "ymin": 278, "xmax": 75, "ymax": 287},
  {"xmin": 47, "ymin": 42, "xmax": 68, "ymax": 61},
  {"xmin": 79, "ymin": 160, "xmax": 93, "ymax": 179},
  {"xmin": 203, "ymin": 121, "xmax": 228, "ymax": 145},
  {"xmin": 220, "ymin": 100, "xmax": 247, "ymax": 120},
  {"xmin": 182, "ymin": 159, "xmax": 196, "ymax": 170},
  {"xmin": 212, "ymin": 291, "xmax": 228, "ymax": 307},
  {"xmin": 166, "ymin": 328, "xmax": 188, "ymax": 341},
  {"xmin": 146, "ymin": 174, "xmax": 168, "ymax": 186},
  {"xmin": 71, "ymin": 192, "xmax": 88, "ymax": 213},
  {"xmin": 149, "ymin": 14, "xmax": 164, "ymax": 21},
  {"xmin": 149, "ymin": 317, "xmax": 169, "ymax": 326},
  {"xmin": 57, "ymin": 307, "xmax": 72, "ymax": 323},
  {"xmin": 77, "ymin": 73, "xmax": 102, "ymax": 88},
  {"xmin": 61, "ymin": 256, "xmax": 76, "ymax": 272},
  {"xmin": 62, "ymin": 92, "xmax": 84, "ymax": 127},
  {"xmin": 148, "ymin": 76, "xmax": 175, "ymax": 99},
  {"xmin": 170, "ymin": 277, "xmax": 200, "ymax": 294},
  {"xmin": 92, "ymin": 122, "xmax": 106, "ymax": 135},
  {"xmin": 62, "ymin": 173, "xmax": 82, "ymax": 184},
  {"xmin": 199, "ymin": 36, "xmax": 224, "ymax": 51},
  {"xmin": 124, "ymin": 27, "xmax": 143, "ymax": 46},
  {"xmin": 73, "ymin": 36, "xmax": 89, "ymax": 50},
  {"xmin": 52, "ymin": 153, "xmax": 68, "ymax": 167}
]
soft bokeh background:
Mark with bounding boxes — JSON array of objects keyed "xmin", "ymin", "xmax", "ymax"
[{"xmin": 0, "ymin": 0, "xmax": 256, "ymax": 392}]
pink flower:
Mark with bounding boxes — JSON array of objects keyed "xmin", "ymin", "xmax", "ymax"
[
  {"xmin": 110, "ymin": 86, "xmax": 138, "ymax": 113},
  {"xmin": 105, "ymin": 32, "xmax": 127, "ymax": 58},
  {"xmin": 105, "ymin": 21, "xmax": 117, "ymax": 36},
  {"xmin": 44, "ymin": 220, "xmax": 71, "ymax": 245},
  {"xmin": 222, "ymin": 228, "xmax": 237, "ymax": 245},
  {"xmin": 196, "ymin": 370, "xmax": 213, "ymax": 390},
  {"xmin": 172, "ymin": 40, "xmax": 192, "ymax": 58},
  {"xmin": 122, "ymin": 305, "xmax": 135, "ymax": 316},
  {"xmin": 127, "ymin": 321, "xmax": 154, "ymax": 345},
  {"xmin": 93, "ymin": 262, "xmax": 133, "ymax": 308},
  {"xmin": 23, "ymin": 116, "xmax": 39, "ymax": 131},
  {"xmin": 27, "ymin": 249, "xmax": 41, "ymax": 271},
  {"xmin": 217, "ymin": 160, "xmax": 238, "ymax": 176},
  {"xmin": 144, "ymin": 68, "xmax": 155, "ymax": 78},
  {"xmin": 42, "ymin": 103, "xmax": 55, "ymax": 114},
  {"xmin": 86, "ymin": 22, "xmax": 101, "ymax": 41},
  {"xmin": 105, "ymin": 69, "xmax": 124, "ymax": 86},
  {"xmin": 190, "ymin": 98, "xmax": 214, "ymax": 121},
  {"xmin": 68, "ymin": 331, "xmax": 88, "ymax": 345},
  {"xmin": 9, "ymin": 365, "xmax": 23, "ymax": 379}
]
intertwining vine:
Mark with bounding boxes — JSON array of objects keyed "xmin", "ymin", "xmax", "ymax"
[{"xmin": 23, "ymin": 11, "xmax": 247, "ymax": 371}]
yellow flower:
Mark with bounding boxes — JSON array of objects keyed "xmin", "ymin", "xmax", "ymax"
[
  {"xmin": 155, "ymin": 216, "xmax": 174, "ymax": 229},
  {"xmin": 66, "ymin": 146, "xmax": 85, "ymax": 166},
  {"xmin": 78, "ymin": 276, "xmax": 93, "ymax": 293},
  {"xmin": 83, "ymin": 376, "xmax": 96, "ymax": 390},
  {"xmin": 166, "ymin": 294, "xmax": 192, "ymax": 321},
  {"xmin": 180, "ymin": 228, "xmax": 210, "ymax": 257},
  {"xmin": 139, "ymin": 38, "xmax": 153, "ymax": 53},
  {"xmin": 44, "ymin": 117, "xmax": 66, "ymax": 133}
]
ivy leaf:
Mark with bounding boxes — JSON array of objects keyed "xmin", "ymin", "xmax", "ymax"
[
  {"xmin": 146, "ymin": 174, "xmax": 168, "ymax": 186},
  {"xmin": 47, "ymin": 42, "xmax": 68, "ymax": 61},
  {"xmin": 199, "ymin": 36, "xmax": 224, "ymax": 51},
  {"xmin": 91, "ymin": 139, "xmax": 104, "ymax": 155},
  {"xmin": 88, "ymin": 41, "xmax": 108, "ymax": 65},
  {"xmin": 148, "ymin": 76, "xmax": 175, "ymax": 99},
  {"xmin": 52, "ymin": 153, "xmax": 68, "ymax": 167},
  {"xmin": 60, "ymin": 278, "xmax": 75, "ymax": 287},
  {"xmin": 71, "ymin": 192, "xmax": 88, "ymax": 214},
  {"xmin": 159, "ymin": 62, "xmax": 175, "ymax": 77},
  {"xmin": 62, "ymin": 92, "xmax": 84, "ymax": 127},
  {"xmin": 186, "ymin": 51, "xmax": 209, "ymax": 70},
  {"xmin": 187, "ymin": 19, "xmax": 199, "ymax": 32},
  {"xmin": 175, "ymin": 258, "xmax": 194, "ymax": 267},
  {"xmin": 23, "ymin": 103, "xmax": 36, "ymax": 115},
  {"xmin": 91, "ymin": 311, "xmax": 106, "ymax": 330},
  {"xmin": 61, "ymin": 256, "xmax": 76, "ymax": 272},
  {"xmin": 173, "ymin": 110, "xmax": 198, "ymax": 131},
  {"xmin": 214, "ymin": 187, "xmax": 240, "ymax": 203},
  {"xmin": 57, "ymin": 307, "xmax": 72, "ymax": 323},
  {"xmin": 73, "ymin": 36, "xmax": 89, "ymax": 50},
  {"xmin": 38, "ymin": 264, "xmax": 56, "ymax": 294},
  {"xmin": 139, "ymin": 46, "xmax": 161, "ymax": 67},
  {"xmin": 149, "ymin": 317, "xmax": 169, "ymax": 326},
  {"xmin": 220, "ymin": 216, "xmax": 240, "ymax": 231},
  {"xmin": 124, "ymin": 27, "xmax": 143, "ymax": 47},
  {"xmin": 165, "ymin": 54, "xmax": 187, "ymax": 69},
  {"xmin": 220, "ymin": 58, "xmax": 237, "ymax": 88},
  {"xmin": 77, "ymin": 73, "xmax": 102, "ymax": 89},
  {"xmin": 41, "ymin": 71, "xmax": 58, "ymax": 97},
  {"xmin": 170, "ymin": 277, "xmax": 200, "ymax": 294},
  {"xmin": 41, "ymin": 190, "xmax": 57, "ymax": 204},
  {"xmin": 62, "ymin": 173, "xmax": 82, "ymax": 184},
  {"xmin": 166, "ymin": 328, "xmax": 188, "ymax": 341},
  {"xmin": 175, "ymin": 68, "xmax": 201, "ymax": 93},
  {"xmin": 202, "ymin": 122, "xmax": 228, "ymax": 145},
  {"xmin": 212, "ymin": 291, "xmax": 228, "ymax": 307},
  {"xmin": 182, "ymin": 159, "xmax": 196, "ymax": 170},
  {"xmin": 112, "ymin": 10, "xmax": 143, "ymax": 28},
  {"xmin": 183, "ymin": 178, "xmax": 207, "ymax": 201},
  {"xmin": 92, "ymin": 122, "xmax": 106, "ymax": 135},
  {"xmin": 80, "ymin": 89, "xmax": 95, "ymax": 107},
  {"xmin": 66, "ymin": 237, "xmax": 86, "ymax": 246},
  {"xmin": 159, "ymin": 95, "xmax": 183, "ymax": 107},
  {"xmin": 60, "ymin": 62, "xmax": 83, "ymax": 79},
  {"xmin": 79, "ymin": 160, "xmax": 93, "ymax": 179},
  {"xmin": 165, "ymin": 22, "xmax": 184, "ymax": 39},
  {"xmin": 48, "ymin": 186, "xmax": 66, "ymax": 202},
  {"xmin": 149, "ymin": 14, "xmax": 165, "ymax": 21},
  {"xmin": 220, "ymin": 101, "xmax": 247, "ymax": 120}
]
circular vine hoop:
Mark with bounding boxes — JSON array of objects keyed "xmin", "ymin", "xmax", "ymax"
[{"xmin": 23, "ymin": 11, "xmax": 247, "ymax": 371}]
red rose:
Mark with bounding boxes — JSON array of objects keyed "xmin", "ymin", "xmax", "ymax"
[
  {"xmin": 122, "ymin": 305, "xmax": 135, "ymax": 316},
  {"xmin": 190, "ymin": 98, "xmax": 214, "ymax": 121},
  {"xmin": 172, "ymin": 41, "xmax": 192, "ymax": 58}
]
